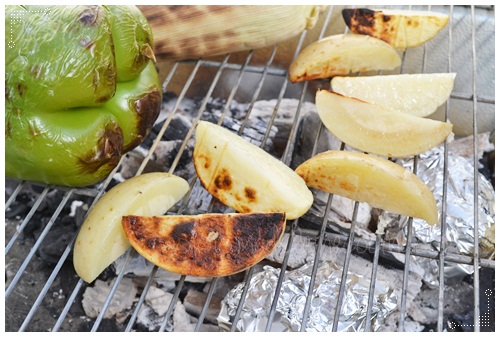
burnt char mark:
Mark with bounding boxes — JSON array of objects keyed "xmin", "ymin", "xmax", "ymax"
[
  {"xmin": 167, "ymin": 215, "xmax": 224, "ymax": 274},
  {"xmin": 146, "ymin": 237, "xmax": 166, "ymax": 250},
  {"xmin": 201, "ymin": 154, "xmax": 211, "ymax": 169},
  {"xmin": 244, "ymin": 187, "xmax": 257, "ymax": 202},
  {"xmin": 94, "ymin": 62, "xmax": 116, "ymax": 102},
  {"xmin": 190, "ymin": 215, "xmax": 224, "ymax": 270},
  {"xmin": 214, "ymin": 168, "xmax": 232, "ymax": 190},
  {"xmin": 124, "ymin": 215, "xmax": 166, "ymax": 247},
  {"xmin": 124, "ymin": 88, "xmax": 162, "ymax": 152},
  {"xmin": 123, "ymin": 215, "xmax": 146, "ymax": 240},
  {"xmin": 342, "ymin": 8, "xmax": 376, "ymax": 29},
  {"xmin": 78, "ymin": 121, "xmax": 123, "ymax": 174},
  {"xmin": 170, "ymin": 221, "xmax": 195, "ymax": 244},
  {"xmin": 16, "ymin": 82, "xmax": 27, "ymax": 98},
  {"xmin": 6, "ymin": 119, "xmax": 12, "ymax": 138},
  {"xmin": 124, "ymin": 215, "xmax": 139, "ymax": 226},
  {"xmin": 226, "ymin": 213, "xmax": 284, "ymax": 267},
  {"xmin": 5, "ymin": 80, "xmax": 10, "ymax": 102},
  {"xmin": 79, "ymin": 5, "xmax": 102, "ymax": 26}
]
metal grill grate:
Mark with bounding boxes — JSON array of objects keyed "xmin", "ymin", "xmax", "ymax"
[{"xmin": 4, "ymin": 5, "xmax": 495, "ymax": 332}]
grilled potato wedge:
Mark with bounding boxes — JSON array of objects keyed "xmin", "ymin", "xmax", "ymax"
[
  {"xmin": 193, "ymin": 121, "xmax": 313, "ymax": 220},
  {"xmin": 331, "ymin": 73, "xmax": 456, "ymax": 117},
  {"xmin": 315, "ymin": 90, "xmax": 453, "ymax": 158},
  {"xmin": 73, "ymin": 173, "xmax": 189, "ymax": 283},
  {"xmin": 122, "ymin": 212, "xmax": 286, "ymax": 277},
  {"xmin": 289, "ymin": 34, "xmax": 401, "ymax": 83},
  {"xmin": 295, "ymin": 150, "xmax": 438, "ymax": 225},
  {"xmin": 342, "ymin": 8, "xmax": 449, "ymax": 49}
]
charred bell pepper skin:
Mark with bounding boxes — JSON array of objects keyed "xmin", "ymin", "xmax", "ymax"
[{"xmin": 5, "ymin": 5, "xmax": 161, "ymax": 187}]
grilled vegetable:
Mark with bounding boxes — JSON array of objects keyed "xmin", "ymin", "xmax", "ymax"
[
  {"xmin": 342, "ymin": 8, "xmax": 449, "ymax": 49},
  {"xmin": 193, "ymin": 121, "xmax": 313, "ymax": 220},
  {"xmin": 122, "ymin": 212, "xmax": 286, "ymax": 277},
  {"xmin": 331, "ymin": 73, "xmax": 456, "ymax": 117},
  {"xmin": 296, "ymin": 151, "xmax": 438, "ymax": 225},
  {"xmin": 289, "ymin": 34, "xmax": 401, "ymax": 83},
  {"xmin": 138, "ymin": 5, "xmax": 323, "ymax": 60},
  {"xmin": 5, "ymin": 5, "xmax": 161, "ymax": 187},
  {"xmin": 315, "ymin": 90, "xmax": 453, "ymax": 158},
  {"xmin": 74, "ymin": 173, "xmax": 189, "ymax": 283}
]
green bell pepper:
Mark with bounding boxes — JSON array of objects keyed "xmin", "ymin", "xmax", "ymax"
[{"xmin": 5, "ymin": 5, "xmax": 162, "ymax": 187}]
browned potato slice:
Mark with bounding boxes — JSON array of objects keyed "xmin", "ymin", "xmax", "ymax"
[
  {"xmin": 295, "ymin": 150, "xmax": 438, "ymax": 225},
  {"xmin": 289, "ymin": 34, "xmax": 401, "ymax": 83},
  {"xmin": 342, "ymin": 8, "xmax": 449, "ymax": 49},
  {"xmin": 193, "ymin": 121, "xmax": 313, "ymax": 220},
  {"xmin": 122, "ymin": 212, "xmax": 286, "ymax": 277}
]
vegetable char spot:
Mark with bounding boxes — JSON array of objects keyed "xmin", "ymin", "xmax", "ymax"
[
  {"xmin": 78, "ymin": 5, "xmax": 102, "ymax": 26},
  {"xmin": 214, "ymin": 168, "xmax": 232, "ymax": 190}
]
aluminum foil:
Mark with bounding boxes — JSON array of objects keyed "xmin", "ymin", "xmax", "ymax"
[
  {"xmin": 217, "ymin": 261, "xmax": 397, "ymax": 332},
  {"xmin": 379, "ymin": 147, "xmax": 495, "ymax": 286}
]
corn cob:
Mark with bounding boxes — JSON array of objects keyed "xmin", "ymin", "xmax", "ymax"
[{"xmin": 138, "ymin": 5, "xmax": 323, "ymax": 60}]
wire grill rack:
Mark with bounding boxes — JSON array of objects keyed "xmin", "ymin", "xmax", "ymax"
[{"xmin": 4, "ymin": 5, "xmax": 495, "ymax": 332}]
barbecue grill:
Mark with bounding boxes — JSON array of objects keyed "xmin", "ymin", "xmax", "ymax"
[{"xmin": 4, "ymin": 5, "xmax": 495, "ymax": 332}]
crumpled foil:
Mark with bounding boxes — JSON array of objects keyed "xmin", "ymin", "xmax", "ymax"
[
  {"xmin": 379, "ymin": 147, "xmax": 495, "ymax": 286},
  {"xmin": 217, "ymin": 261, "xmax": 397, "ymax": 332}
]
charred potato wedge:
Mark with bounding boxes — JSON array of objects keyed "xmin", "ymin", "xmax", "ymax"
[
  {"xmin": 315, "ymin": 90, "xmax": 453, "ymax": 158},
  {"xmin": 342, "ymin": 8, "xmax": 449, "ymax": 49},
  {"xmin": 289, "ymin": 34, "xmax": 401, "ymax": 82},
  {"xmin": 122, "ymin": 212, "xmax": 286, "ymax": 277},
  {"xmin": 73, "ymin": 173, "xmax": 189, "ymax": 283},
  {"xmin": 193, "ymin": 121, "xmax": 313, "ymax": 220},
  {"xmin": 296, "ymin": 150, "xmax": 438, "ymax": 225},
  {"xmin": 331, "ymin": 73, "xmax": 456, "ymax": 117}
]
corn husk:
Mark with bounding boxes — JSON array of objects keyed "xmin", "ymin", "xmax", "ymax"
[{"xmin": 138, "ymin": 5, "xmax": 323, "ymax": 60}]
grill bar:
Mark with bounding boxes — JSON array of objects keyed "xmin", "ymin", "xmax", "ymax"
[
  {"xmin": 398, "ymin": 158, "xmax": 418, "ymax": 332},
  {"xmin": 332, "ymin": 201, "xmax": 360, "ymax": 331},
  {"xmin": 470, "ymin": 5, "xmax": 481, "ymax": 332},
  {"xmin": 6, "ymin": 188, "xmax": 74, "ymax": 299},
  {"xmin": 264, "ymin": 219, "xmax": 298, "ymax": 331},
  {"xmin": 5, "ymin": 185, "xmax": 50, "ymax": 254},
  {"xmin": 364, "ymin": 235, "xmax": 382, "ymax": 331},
  {"xmin": 159, "ymin": 275, "xmax": 186, "ymax": 332},
  {"xmin": 295, "ymin": 228, "xmax": 495, "ymax": 268},
  {"xmin": 4, "ymin": 5, "xmax": 494, "ymax": 333},
  {"xmin": 20, "ymin": 226, "xmax": 77, "ymax": 331},
  {"xmin": 125, "ymin": 265, "xmax": 159, "ymax": 332},
  {"xmin": 5, "ymin": 180, "xmax": 26, "ymax": 210},
  {"xmin": 238, "ymin": 45, "xmax": 279, "ymax": 135},
  {"xmin": 194, "ymin": 277, "xmax": 219, "ymax": 332},
  {"xmin": 300, "ymin": 193, "xmax": 334, "ymax": 332},
  {"xmin": 437, "ymin": 4, "xmax": 454, "ymax": 332}
]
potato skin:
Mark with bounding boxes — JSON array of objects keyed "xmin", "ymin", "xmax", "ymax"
[{"xmin": 122, "ymin": 212, "xmax": 286, "ymax": 277}]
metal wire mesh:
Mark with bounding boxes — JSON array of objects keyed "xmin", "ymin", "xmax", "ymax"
[{"xmin": 4, "ymin": 5, "xmax": 495, "ymax": 332}]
